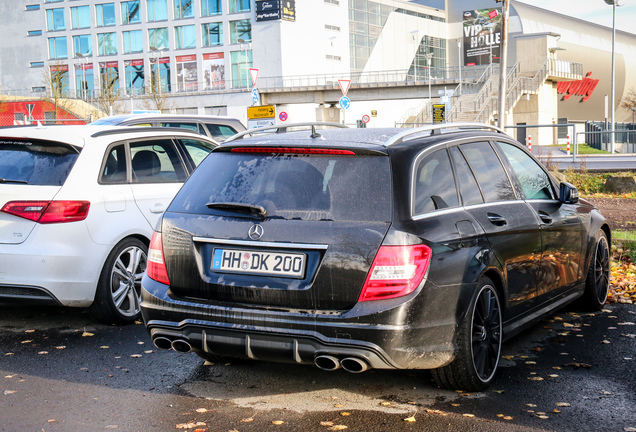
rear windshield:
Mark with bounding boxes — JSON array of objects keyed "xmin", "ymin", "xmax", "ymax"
[
  {"xmin": 169, "ymin": 152, "xmax": 392, "ymax": 222},
  {"xmin": 0, "ymin": 139, "xmax": 79, "ymax": 186}
]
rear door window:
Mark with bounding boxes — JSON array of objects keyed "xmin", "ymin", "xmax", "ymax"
[
  {"xmin": 130, "ymin": 140, "xmax": 188, "ymax": 183},
  {"xmin": 460, "ymin": 142, "xmax": 516, "ymax": 202},
  {"xmin": 0, "ymin": 139, "xmax": 79, "ymax": 186},
  {"xmin": 449, "ymin": 146, "xmax": 484, "ymax": 206},
  {"xmin": 413, "ymin": 148, "xmax": 459, "ymax": 214},
  {"xmin": 170, "ymin": 152, "xmax": 392, "ymax": 222}
]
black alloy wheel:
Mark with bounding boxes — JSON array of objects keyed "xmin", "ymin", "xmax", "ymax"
[{"xmin": 582, "ymin": 231, "xmax": 610, "ymax": 310}]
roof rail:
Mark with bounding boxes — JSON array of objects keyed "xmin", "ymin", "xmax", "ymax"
[
  {"xmin": 384, "ymin": 123, "xmax": 508, "ymax": 147},
  {"xmin": 90, "ymin": 126, "xmax": 215, "ymax": 139},
  {"xmin": 224, "ymin": 122, "xmax": 348, "ymax": 143}
]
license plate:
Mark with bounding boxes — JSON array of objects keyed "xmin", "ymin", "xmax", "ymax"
[{"xmin": 211, "ymin": 248, "xmax": 306, "ymax": 278}]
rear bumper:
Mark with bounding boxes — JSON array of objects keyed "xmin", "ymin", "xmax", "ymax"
[{"xmin": 141, "ymin": 275, "xmax": 464, "ymax": 370}]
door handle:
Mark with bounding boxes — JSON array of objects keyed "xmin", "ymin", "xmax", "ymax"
[
  {"xmin": 538, "ymin": 211, "xmax": 553, "ymax": 224},
  {"xmin": 487, "ymin": 213, "xmax": 507, "ymax": 226}
]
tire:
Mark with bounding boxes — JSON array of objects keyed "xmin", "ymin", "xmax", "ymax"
[
  {"xmin": 90, "ymin": 237, "xmax": 148, "ymax": 325},
  {"xmin": 431, "ymin": 277, "xmax": 502, "ymax": 391},
  {"xmin": 581, "ymin": 231, "xmax": 610, "ymax": 311}
]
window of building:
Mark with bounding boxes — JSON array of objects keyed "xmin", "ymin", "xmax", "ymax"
[
  {"xmin": 32, "ymin": 86, "xmax": 47, "ymax": 92},
  {"xmin": 73, "ymin": 34, "xmax": 92, "ymax": 57},
  {"xmin": 202, "ymin": 22, "xmax": 222, "ymax": 47},
  {"xmin": 124, "ymin": 61, "xmax": 145, "ymax": 95},
  {"xmin": 324, "ymin": 0, "xmax": 339, "ymax": 4},
  {"xmin": 98, "ymin": 32, "xmax": 118, "ymax": 55},
  {"xmin": 28, "ymin": 30, "xmax": 43, "ymax": 36},
  {"xmin": 48, "ymin": 36, "xmax": 68, "ymax": 59},
  {"xmin": 201, "ymin": 0, "xmax": 221, "ymax": 16},
  {"xmin": 229, "ymin": 0, "xmax": 250, "ymax": 14},
  {"xmin": 150, "ymin": 59, "xmax": 170, "ymax": 94},
  {"xmin": 30, "ymin": 62, "xmax": 45, "ymax": 68},
  {"xmin": 75, "ymin": 64, "xmax": 94, "ymax": 100},
  {"xmin": 174, "ymin": 0, "xmax": 194, "ymax": 19},
  {"xmin": 325, "ymin": 24, "xmax": 340, "ymax": 32},
  {"xmin": 49, "ymin": 65, "xmax": 70, "ymax": 96},
  {"xmin": 121, "ymin": 1, "xmax": 141, "ymax": 24},
  {"xmin": 229, "ymin": 19, "xmax": 251, "ymax": 44},
  {"xmin": 175, "ymin": 25, "xmax": 196, "ymax": 49},
  {"xmin": 26, "ymin": 5, "xmax": 41, "ymax": 11},
  {"xmin": 100, "ymin": 64, "xmax": 120, "ymax": 97},
  {"xmin": 71, "ymin": 6, "xmax": 91, "ymax": 29},
  {"xmin": 46, "ymin": 8, "xmax": 66, "ymax": 31},
  {"xmin": 148, "ymin": 0, "xmax": 168, "ymax": 21},
  {"xmin": 96, "ymin": 3, "xmax": 116, "ymax": 27},
  {"xmin": 149, "ymin": 27, "xmax": 169, "ymax": 50},
  {"xmin": 44, "ymin": 0, "xmax": 63, "ymax": 3},
  {"xmin": 230, "ymin": 49, "xmax": 251, "ymax": 88},
  {"xmin": 123, "ymin": 30, "xmax": 143, "ymax": 53}
]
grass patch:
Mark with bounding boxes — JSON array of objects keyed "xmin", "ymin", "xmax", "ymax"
[
  {"xmin": 568, "ymin": 144, "xmax": 610, "ymax": 155},
  {"xmin": 613, "ymin": 230, "xmax": 636, "ymax": 242}
]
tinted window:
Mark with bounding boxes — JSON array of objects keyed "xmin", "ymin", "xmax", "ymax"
[
  {"xmin": 449, "ymin": 146, "xmax": 483, "ymax": 206},
  {"xmin": 180, "ymin": 139, "xmax": 215, "ymax": 167},
  {"xmin": 498, "ymin": 142, "xmax": 555, "ymax": 200},
  {"xmin": 130, "ymin": 140, "xmax": 187, "ymax": 183},
  {"xmin": 0, "ymin": 140, "xmax": 79, "ymax": 186},
  {"xmin": 205, "ymin": 124, "xmax": 238, "ymax": 141},
  {"xmin": 160, "ymin": 122, "xmax": 199, "ymax": 133},
  {"xmin": 460, "ymin": 142, "xmax": 516, "ymax": 202},
  {"xmin": 170, "ymin": 153, "xmax": 392, "ymax": 222},
  {"xmin": 414, "ymin": 149, "xmax": 459, "ymax": 214},
  {"xmin": 101, "ymin": 144, "xmax": 128, "ymax": 184}
]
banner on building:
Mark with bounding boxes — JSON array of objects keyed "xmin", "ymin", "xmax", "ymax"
[
  {"xmin": 176, "ymin": 54, "xmax": 198, "ymax": 92},
  {"xmin": 462, "ymin": 8, "xmax": 501, "ymax": 66},
  {"xmin": 256, "ymin": 0, "xmax": 295, "ymax": 22},
  {"xmin": 203, "ymin": 53, "xmax": 225, "ymax": 90}
]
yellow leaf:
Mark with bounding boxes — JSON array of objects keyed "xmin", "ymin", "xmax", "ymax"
[
  {"xmin": 240, "ymin": 417, "xmax": 254, "ymax": 422},
  {"xmin": 334, "ymin": 404, "xmax": 344, "ymax": 408},
  {"xmin": 82, "ymin": 331, "xmax": 94, "ymax": 337},
  {"xmin": 404, "ymin": 416, "xmax": 417, "ymax": 422},
  {"xmin": 380, "ymin": 402, "xmax": 391, "ymax": 406},
  {"xmin": 272, "ymin": 420, "xmax": 285, "ymax": 425},
  {"xmin": 320, "ymin": 421, "xmax": 334, "ymax": 426},
  {"xmin": 463, "ymin": 414, "xmax": 475, "ymax": 418},
  {"xmin": 195, "ymin": 408, "xmax": 208, "ymax": 413},
  {"xmin": 340, "ymin": 412, "xmax": 350, "ymax": 416},
  {"xmin": 503, "ymin": 416, "xmax": 514, "ymax": 421},
  {"xmin": 555, "ymin": 402, "xmax": 571, "ymax": 407},
  {"xmin": 329, "ymin": 426, "xmax": 348, "ymax": 431}
]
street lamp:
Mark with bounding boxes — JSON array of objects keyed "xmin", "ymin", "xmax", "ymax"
[
  {"xmin": 604, "ymin": 0, "xmax": 621, "ymax": 153},
  {"xmin": 425, "ymin": 52, "xmax": 434, "ymax": 122}
]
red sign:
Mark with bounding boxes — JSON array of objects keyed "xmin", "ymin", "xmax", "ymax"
[
  {"xmin": 99, "ymin": 61, "xmax": 119, "ymax": 68},
  {"xmin": 338, "ymin": 79, "xmax": 351, "ymax": 96},
  {"xmin": 176, "ymin": 55, "xmax": 196, "ymax": 63},
  {"xmin": 75, "ymin": 63, "xmax": 94, "ymax": 70},
  {"xmin": 557, "ymin": 71, "xmax": 599, "ymax": 102},
  {"xmin": 50, "ymin": 64, "xmax": 69, "ymax": 72},
  {"xmin": 279, "ymin": 111, "xmax": 288, "ymax": 122},
  {"xmin": 203, "ymin": 52, "xmax": 224, "ymax": 60},
  {"xmin": 362, "ymin": 114, "xmax": 370, "ymax": 123},
  {"xmin": 488, "ymin": 9, "xmax": 499, "ymax": 19}
]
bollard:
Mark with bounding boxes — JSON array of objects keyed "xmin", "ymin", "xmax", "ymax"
[
  {"xmin": 527, "ymin": 135, "xmax": 532, "ymax": 153},
  {"xmin": 567, "ymin": 135, "xmax": 571, "ymax": 155}
]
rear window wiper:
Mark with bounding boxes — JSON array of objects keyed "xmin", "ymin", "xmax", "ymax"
[
  {"xmin": 206, "ymin": 202, "xmax": 267, "ymax": 217},
  {"xmin": 0, "ymin": 178, "xmax": 28, "ymax": 184}
]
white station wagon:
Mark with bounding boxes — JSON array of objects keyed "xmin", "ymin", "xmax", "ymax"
[{"xmin": 0, "ymin": 125, "xmax": 218, "ymax": 324}]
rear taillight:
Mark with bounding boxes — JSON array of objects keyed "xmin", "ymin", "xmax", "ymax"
[
  {"xmin": 359, "ymin": 245, "xmax": 432, "ymax": 301},
  {"xmin": 147, "ymin": 231, "xmax": 170, "ymax": 285},
  {"xmin": 1, "ymin": 200, "xmax": 90, "ymax": 224},
  {"xmin": 231, "ymin": 147, "xmax": 355, "ymax": 155}
]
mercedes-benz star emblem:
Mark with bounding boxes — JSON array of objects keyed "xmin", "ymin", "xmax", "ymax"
[{"xmin": 248, "ymin": 224, "xmax": 264, "ymax": 240}]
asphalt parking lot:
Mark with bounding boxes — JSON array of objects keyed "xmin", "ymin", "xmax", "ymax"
[{"xmin": 1, "ymin": 302, "xmax": 635, "ymax": 432}]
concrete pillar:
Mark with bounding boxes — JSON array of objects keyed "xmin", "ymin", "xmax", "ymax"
[{"xmin": 316, "ymin": 104, "xmax": 340, "ymax": 123}]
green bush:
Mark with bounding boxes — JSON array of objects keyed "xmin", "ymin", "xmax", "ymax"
[{"xmin": 562, "ymin": 169, "xmax": 610, "ymax": 194}]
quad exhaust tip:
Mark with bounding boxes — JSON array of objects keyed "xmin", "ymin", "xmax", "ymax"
[
  {"xmin": 314, "ymin": 355, "xmax": 369, "ymax": 373},
  {"xmin": 152, "ymin": 335, "xmax": 193, "ymax": 353},
  {"xmin": 340, "ymin": 357, "xmax": 369, "ymax": 373},
  {"xmin": 152, "ymin": 336, "xmax": 173, "ymax": 351},
  {"xmin": 314, "ymin": 355, "xmax": 341, "ymax": 371}
]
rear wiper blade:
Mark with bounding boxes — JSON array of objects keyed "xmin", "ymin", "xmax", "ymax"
[
  {"xmin": 206, "ymin": 202, "xmax": 267, "ymax": 217},
  {"xmin": 0, "ymin": 178, "xmax": 28, "ymax": 184}
]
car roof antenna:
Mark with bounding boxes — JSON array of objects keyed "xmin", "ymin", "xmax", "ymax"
[{"xmin": 311, "ymin": 124, "xmax": 321, "ymax": 139}]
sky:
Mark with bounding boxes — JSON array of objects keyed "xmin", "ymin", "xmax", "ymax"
[{"xmin": 516, "ymin": 0, "xmax": 636, "ymax": 34}]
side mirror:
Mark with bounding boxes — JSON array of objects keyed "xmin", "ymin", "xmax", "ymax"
[{"xmin": 559, "ymin": 182, "xmax": 579, "ymax": 204}]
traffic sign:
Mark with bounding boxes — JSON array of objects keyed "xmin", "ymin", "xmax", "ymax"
[
  {"xmin": 362, "ymin": 114, "xmax": 370, "ymax": 123},
  {"xmin": 279, "ymin": 111, "xmax": 288, "ymax": 122},
  {"xmin": 249, "ymin": 68, "xmax": 259, "ymax": 87},
  {"xmin": 338, "ymin": 79, "xmax": 351, "ymax": 96},
  {"xmin": 247, "ymin": 105, "xmax": 275, "ymax": 119},
  {"xmin": 339, "ymin": 96, "xmax": 350, "ymax": 110},
  {"xmin": 251, "ymin": 88, "xmax": 260, "ymax": 105}
]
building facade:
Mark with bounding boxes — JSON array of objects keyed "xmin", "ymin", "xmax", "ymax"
[{"xmin": 1, "ymin": 0, "xmax": 635, "ymax": 139}]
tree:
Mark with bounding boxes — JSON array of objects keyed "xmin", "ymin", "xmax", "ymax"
[
  {"xmin": 139, "ymin": 68, "xmax": 173, "ymax": 112},
  {"xmin": 96, "ymin": 67, "xmax": 125, "ymax": 116},
  {"xmin": 620, "ymin": 88, "xmax": 636, "ymax": 111},
  {"xmin": 42, "ymin": 62, "xmax": 74, "ymax": 122}
]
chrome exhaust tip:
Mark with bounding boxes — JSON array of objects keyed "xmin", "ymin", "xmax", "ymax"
[
  {"xmin": 171, "ymin": 339, "xmax": 193, "ymax": 353},
  {"xmin": 340, "ymin": 357, "xmax": 369, "ymax": 373},
  {"xmin": 153, "ymin": 336, "xmax": 173, "ymax": 351},
  {"xmin": 314, "ymin": 355, "xmax": 341, "ymax": 371}
]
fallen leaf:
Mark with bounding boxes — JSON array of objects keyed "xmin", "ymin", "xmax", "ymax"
[
  {"xmin": 601, "ymin": 340, "xmax": 611, "ymax": 344},
  {"xmin": 600, "ymin": 391, "xmax": 612, "ymax": 395},
  {"xmin": 563, "ymin": 362, "xmax": 592, "ymax": 369},
  {"xmin": 404, "ymin": 415, "xmax": 417, "ymax": 422},
  {"xmin": 553, "ymin": 409, "xmax": 562, "ymax": 414},
  {"xmin": 503, "ymin": 416, "xmax": 514, "ymax": 420},
  {"xmin": 5, "ymin": 353, "xmax": 14, "ymax": 356},
  {"xmin": 21, "ymin": 340, "xmax": 32, "ymax": 344},
  {"xmin": 47, "ymin": 419, "xmax": 57, "ymax": 423},
  {"xmin": 4, "ymin": 375, "xmax": 16, "ymax": 379},
  {"xmin": 195, "ymin": 408, "xmax": 209, "ymax": 413},
  {"xmin": 451, "ymin": 403, "xmax": 461, "ymax": 407},
  {"xmin": 328, "ymin": 426, "xmax": 348, "ymax": 431},
  {"xmin": 130, "ymin": 354, "xmax": 142, "ymax": 358},
  {"xmin": 25, "ymin": 329, "xmax": 36, "ymax": 333},
  {"xmin": 528, "ymin": 377, "xmax": 544, "ymax": 381},
  {"xmin": 333, "ymin": 404, "xmax": 344, "ymax": 408},
  {"xmin": 54, "ymin": 346, "xmax": 66, "ymax": 350},
  {"xmin": 82, "ymin": 331, "xmax": 94, "ymax": 337},
  {"xmin": 462, "ymin": 414, "xmax": 475, "ymax": 418},
  {"xmin": 339, "ymin": 412, "xmax": 350, "ymax": 416},
  {"xmin": 100, "ymin": 346, "xmax": 110, "ymax": 349},
  {"xmin": 493, "ymin": 390, "xmax": 505, "ymax": 394},
  {"xmin": 380, "ymin": 402, "xmax": 391, "ymax": 406},
  {"xmin": 525, "ymin": 361, "xmax": 537, "ymax": 365},
  {"xmin": 4, "ymin": 390, "xmax": 17, "ymax": 395},
  {"xmin": 38, "ymin": 351, "xmax": 49, "ymax": 355},
  {"xmin": 272, "ymin": 420, "xmax": 285, "ymax": 425},
  {"xmin": 526, "ymin": 404, "xmax": 538, "ymax": 408},
  {"xmin": 549, "ymin": 374, "xmax": 559, "ymax": 378},
  {"xmin": 240, "ymin": 417, "xmax": 254, "ymax": 423},
  {"xmin": 425, "ymin": 409, "xmax": 447, "ymax": 416},
  {"xmin": 320, "ymin": 421, "xmax": 334, "ymax": 427},
  {"xmin": 176, "ymin": 421, "xmax": 206, "ymax": 429},
  {"xmin": 555, "ymin": 402, "xmax": 571, "ymax": 407}
]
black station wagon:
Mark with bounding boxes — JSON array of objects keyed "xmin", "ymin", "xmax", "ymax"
[{"xmin": 140, "ymin": 123, "xmax": 611, "ymax": 391}]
